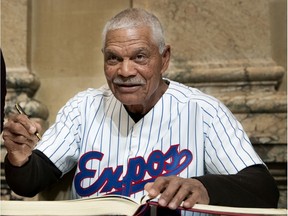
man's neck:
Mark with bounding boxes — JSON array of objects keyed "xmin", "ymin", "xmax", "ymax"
[
  {"xmin": 124, "ymin": 79, "xmax": 170, "ymax": 122},
  {"xmin": 126, "ymin": 109, "xmax": 144, "ymax": 123}
]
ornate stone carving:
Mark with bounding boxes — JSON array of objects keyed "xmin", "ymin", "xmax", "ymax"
[{"xmin": 5, "ymin": 71, "xmax": 49, "ymax": 122}]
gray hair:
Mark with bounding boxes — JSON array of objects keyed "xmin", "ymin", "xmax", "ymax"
[{"xmin": 102, "ymin": 8, "xmax": 166, "ymax": 54}]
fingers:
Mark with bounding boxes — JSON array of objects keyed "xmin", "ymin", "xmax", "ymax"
[
  {"xmin": 145, "ymin": 176, "xmax": 171, "ymax": 198},
  {"xmin": 15, "ymin": 114, "xmax": 39, "ymax": 135},
  {"xmin": 144, "ymin": 182, "xmax": 154, "ymax": 194},
  {"xmin": 145, "ymin": 176, "xmax": 179, "ymax": 208},
  {"xmin": 3, "ymin": 114, "xmax": 39, "ymax": 142},
  {"xmin": 145, "ymin": 176, "xmax": 209, "ymax": 210},
  {"xmin": 181, "ymin": 179, "xmax": 210, "ymax": 208},
  {"xmin": 2, "ymin": 114, "xmax": 39, "ymax": 166},
  {"xmin": 32, "ymin": 119, "xmax": 43, "ymax": 135},
  {"xmin": 157, "ymin": 176, "xmax": 182, "ymax": 208}
]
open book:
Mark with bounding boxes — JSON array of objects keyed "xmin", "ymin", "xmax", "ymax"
[{"xmin": 1, "ymin": 194, "xmax": 287, "ymax": 216}]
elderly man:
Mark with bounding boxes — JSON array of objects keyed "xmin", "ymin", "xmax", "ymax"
[{"xmin": 3, "ymin": 8, "xmax": 278, "ymax": 213}]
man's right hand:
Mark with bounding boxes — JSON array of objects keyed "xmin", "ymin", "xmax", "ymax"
[{"xmin": 2, "ymin": 114, "xmax": 41, "ymax": 167}]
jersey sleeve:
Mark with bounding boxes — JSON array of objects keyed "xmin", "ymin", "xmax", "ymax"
[
  {"xmin": 35, "ymin": 94, "xmax": 84, "ymax": 175},
  {"xmin": 194, "ymin": 164, "xmax": 279, "ymax": 207},
  {"xmin": 4, "ymin": 150, "xmax": 62, "ymax": 197},
  {"xmin": 203, "ymin": 100, "xmax": 264, "ymax": 174}
]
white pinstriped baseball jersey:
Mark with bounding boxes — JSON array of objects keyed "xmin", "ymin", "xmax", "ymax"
[{"xmin": 36, "ymin": 79, "xmax": 263, "ymax": 206}]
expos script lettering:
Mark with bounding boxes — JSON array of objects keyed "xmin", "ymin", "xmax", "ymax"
[{"xmin": 74, "ymin": 144, "xmax": 192, "ymax": 197}]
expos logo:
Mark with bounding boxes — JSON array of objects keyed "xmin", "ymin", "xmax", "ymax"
[{"xmin": 74, "ymin": 144, "xmax": 192, "ymax": 197}]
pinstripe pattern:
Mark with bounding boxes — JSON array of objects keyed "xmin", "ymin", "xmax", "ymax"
[{"xmin": 36, "ymin": 79, "xmax": 263, "ymax": 215}]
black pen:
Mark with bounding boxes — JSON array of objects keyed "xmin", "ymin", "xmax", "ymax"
[{"xmin": 15, "ymin": 103, "xmax": 42, "ymax": 140}]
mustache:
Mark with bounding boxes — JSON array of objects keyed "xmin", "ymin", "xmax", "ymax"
[{"xmin": 113, "ymin": 77, "xmax": 146, "ymax": 85}]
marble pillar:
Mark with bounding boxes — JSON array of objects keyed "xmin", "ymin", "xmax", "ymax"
[
  {"xmin": 2, "ymin": 0, "xmax": 48, "ymax": 125},
  {"xmin": 1, "ymin": 0, "xmax": 48, "ymax": 200}
]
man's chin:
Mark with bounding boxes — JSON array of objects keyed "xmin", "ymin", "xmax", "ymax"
[
  {"xmin": 120, "ymin": 99, "xmax": 142, "ymax": 106},
  {"xmin": 116, "ymin": 95, "xmax": 143, "ymax": 106}
]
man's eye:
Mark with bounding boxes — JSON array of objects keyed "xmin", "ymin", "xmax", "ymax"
[
  {"xmin": 106, "ymin": 55, "xmax": 119, "ymax": 64},
  {"xmin": 135, "ymin": 54, "xmax": 147, "ymax": 63}
]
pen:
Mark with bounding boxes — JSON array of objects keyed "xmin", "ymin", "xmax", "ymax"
[{"xmin": 15, "ymin": 103, "xmax": 42, "ymax": 140}]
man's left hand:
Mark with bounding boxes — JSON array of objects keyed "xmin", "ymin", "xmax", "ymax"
[{"xmin": 144, "ymin": 175, "xmax": 209, "ymax": 209}]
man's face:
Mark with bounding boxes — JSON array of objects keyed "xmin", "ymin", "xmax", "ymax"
[{"xmin": 103, "ymin": 27, "xmax": 170, "ymax": 112}]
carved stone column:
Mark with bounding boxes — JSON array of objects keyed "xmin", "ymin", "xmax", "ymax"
[
  {"xmin": 1, "ymin": 0, "xmax": 48, "ymax": 200},
  {"xmin": 134, "ymin": 0, "xmax": 287, "ymax": 208}
]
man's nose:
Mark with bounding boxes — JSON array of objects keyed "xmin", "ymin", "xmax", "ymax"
[{"xmin": 118, "ymin": 60, "xmax": 136, "ymax": 77}]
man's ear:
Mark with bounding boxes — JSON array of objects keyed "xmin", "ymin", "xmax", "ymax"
[{"xmin": 161, "ymin": 45, "xmax": 171, "ymax": 74}]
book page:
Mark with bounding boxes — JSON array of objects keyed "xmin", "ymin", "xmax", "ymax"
[
  {"xmin": 1, "ymin": 196, "xmax": 141, "ymax": 216},
  {"xmin": 147, "ymin": 201, "xmax": 288, "ymax": 216},
  {"xmin": 2, "ymin": 195, "xmax": 287, "ymax": 216}
]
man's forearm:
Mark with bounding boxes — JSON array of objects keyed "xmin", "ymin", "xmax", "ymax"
[
  {"xmin": 4, "ymin": 150, "xmax": 62, "ymax": 197},
  {"xmin": 194, "ymin": 164, "xmax": 279, "ymax": 208}
]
